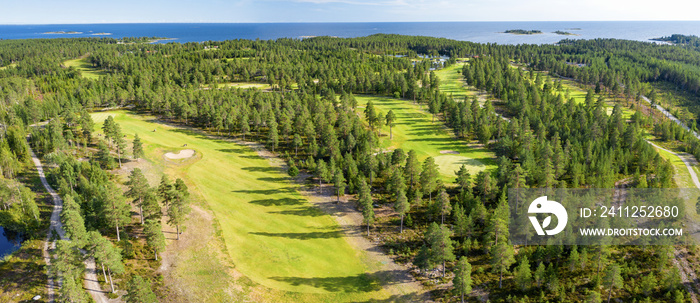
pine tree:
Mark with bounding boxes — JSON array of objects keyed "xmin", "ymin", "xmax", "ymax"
[
  {"xmin": 132, "ymin": 133, "xmax": 144, "ymax": 159},
  {"xmin": 167, "ymin": 180, "xmax": 191, "ymax": 240},
  {"xmin": 425, "ymin": 222, "xmax": 455, "ymax": 277},
  {"xmin": 454, "ymin": 164, "xmax": 471, "ymax": 191},
  {"xmin": 534, "ymin": 262, "xmax": 546, "ymax": 287},
  {"xmin": 61, "ymin": 195, "xmax": 88, "ymax": 247},
  {"xmin": 125, "ymin": 168, "xmax": 150, "ymax": 224},
  {"xmin": 419, "ymin": 157, "xmax": 439, "ymax": 201},
  {"xmin": 604, "ymin": 264, "xmax": 623, "ymax": 303},
  {"xmin": 404, "ymin": 150, "xmax": 421, "ymax": 189},
  {"xmin": 103, "ymin": 183, "xmax": 130, "ymax": 241},
  {"xmin": 144, "ymin": 219, "xmax": 165, "ymax": 260},
  {"xmin": 436, "ymin": 188, "xmax": 451, "ymax": 224},
  {"xmin": 333, "ymin": 169, "xmax": 346, "ymax": 202},
  {"xmin": 125, "ymin": 275, "xmax": 158, "ymax": 303},
  {"xmin": 490, "ymin": 240, "xmax": 515, "ymax": 288},
  {"xmin": 385, "ymin": 110, "xmax": 396, "ymax": 139},
  {"xmin": 453, "ymin": 256, "xmax": 472, "ymax": 303},
  {"xmin": 514, "ymin": 255, "xmax": 532, "ymax": 291},
  {"xmin": 394, "ymin": 187, "xmax": 410, "ymax": 233},
  {"xmin": 358, "ymin": 179, "xmax": 374, "ymax": 237},
  {"xmin": 569, "ymin": 246, "xmax": 580, "ymax": 272}
]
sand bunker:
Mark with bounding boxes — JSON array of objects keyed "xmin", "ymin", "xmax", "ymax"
[
  {"xmin": 440, "ymin": 150, "xmax": 460, "ymax": 154},
  {"xmin": 165, "ymin": 149, "xmax": 195, "ymax": 160}
]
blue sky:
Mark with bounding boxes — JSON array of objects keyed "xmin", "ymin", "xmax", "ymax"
[{"xmin": 3, "ymin": 0, "xmax": 700, "ymax": 24}]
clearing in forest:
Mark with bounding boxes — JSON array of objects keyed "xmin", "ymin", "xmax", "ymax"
[
  {"xmin": 92, "ymin": 110, "xmax": 393, "ymax": 302},
  {"xmin": 356, "ymin": 96, "xmax": 497, "ymax": 180},
  {"xmin": 63, "ymin": 57, "xmax": 106, "ymax": 79}
]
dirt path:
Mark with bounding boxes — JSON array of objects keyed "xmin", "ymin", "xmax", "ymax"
[
  {"xmin": 648, "ymin": 141, "xmax": 700, "ymax": 303},
  {"xmin": 29, "ymin": 145, "xmax": 113, "ymax": 303}
]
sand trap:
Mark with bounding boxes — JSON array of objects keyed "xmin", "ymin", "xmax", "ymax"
[
  {"xmin": 165, "ymin": 149, "xmax": 195, "ymax": 160},
  {"xmin": 440, "ymin": 150, "xmax": 460, "ymax": 154}
]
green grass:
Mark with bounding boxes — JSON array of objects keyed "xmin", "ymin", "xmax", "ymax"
[
  {"xmin": 92, "ymin": 111, "xmax": 390, "ymax": 302},
  {"xmin": 356, "ymin": 96, "xmax": 497, "ymax": 181},
  {"xmin": 434, "ymin": 63, "xmax": 471, "ymax": 101},
  {"xmin": 0, "ymin": 63, "xmax": 17, "ymax": 70},
  {"xmin": 205, "ymin": 82, "xmax": 272, "ymax": 90},
  {"xmin": 63, "ymin": 57, "xmax": 107, "ymax": 79}
]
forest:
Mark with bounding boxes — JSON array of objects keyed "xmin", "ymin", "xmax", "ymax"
[{"xmin": 0, "ymin": 33, "xmax": 699, "ymax": 302}]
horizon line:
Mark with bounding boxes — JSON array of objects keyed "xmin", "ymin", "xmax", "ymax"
[{"xmin": 2, "ymin": 20, "xmax": 700, "ymax": 26}]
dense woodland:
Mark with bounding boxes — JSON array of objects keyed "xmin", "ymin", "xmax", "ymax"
[{"xmin": 1, "ymin": 34, "xmax": 700, "ymax": 302}]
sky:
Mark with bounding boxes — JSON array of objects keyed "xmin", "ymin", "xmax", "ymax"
[{"xmin": 2, "ymin": 0, "xmax": 700, "ymax": 24}]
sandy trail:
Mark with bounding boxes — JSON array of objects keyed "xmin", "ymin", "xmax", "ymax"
[
  {"xmin": 29, "ymin": 144, "xmax": 114, "ymax": 303},
  {"xmin": 648, "ymin": 141, "xmax": 700, "ymax": 303}
]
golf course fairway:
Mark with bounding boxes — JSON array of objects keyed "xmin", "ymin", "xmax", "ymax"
[{"xmin": 91, "ymin": 110, "xmax": 389, "ymax": 301}]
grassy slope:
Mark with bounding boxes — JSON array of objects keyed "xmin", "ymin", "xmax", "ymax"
[
  {"xmin": 91, "ymin": 111, "xmax": 389, "ymax": 302},
  {"xmin": 356, "ymin": 96, "xmax": 496, "ymax": 181},
  {"xmin": 63, "ymin": 58, "xmax": 106, "ymax": 79},
  {"xmin": 433, "ymin": 63, "xmax": 471, "ymax": 101}
]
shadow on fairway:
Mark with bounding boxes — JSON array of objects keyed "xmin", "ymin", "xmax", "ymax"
[
  {"xmin": 269, "ymin": 270, "xmax": 414, "ymax": 293},
  {"xmin": 269, "ymin": 206, "xmax": 326, "ymax": 217},
  {"xmin": 249, "ymin": 197, "xmax": 305, "ymax": 206},
  {"xmin": 250, "ymin": 230, "xmax": 342, "ymax": 240}
]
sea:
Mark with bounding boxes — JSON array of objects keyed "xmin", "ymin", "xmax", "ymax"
[{"xmin": 1, "ymin": 21, "xmax": 700, "ymax": 44}]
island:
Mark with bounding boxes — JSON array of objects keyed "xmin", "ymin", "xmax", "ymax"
[
  {"xmin": 566, "ymin": 27, "xmax": 583, "ymax": 30},
  {"xmin": 504, "ymin": 29, "xmax": 542, "ymax": 35},
  {"xmin": 91, "ymin": 32, "xmax": 112, "ymax": 36},
  {"xmin": 554, "ymin": 31, "xmax": 577, "ymax": 36}
]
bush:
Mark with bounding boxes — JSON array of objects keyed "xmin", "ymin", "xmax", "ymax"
[{"xmin": 288, "ymin": 165, "xmax": 299, "ymax": 177}]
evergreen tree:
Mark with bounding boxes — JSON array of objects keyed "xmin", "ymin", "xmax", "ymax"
[
  {"xmin": 144, "ymin": 219, "xmax": 165, "ymax": 260},
  {"xmin": 419, "ymin": 157, "xmax": 439, "ymax": 201},
  {"xmin": 167, "ymin": 181, "xmax": 191, "ymax": 240},
  {"xmin": 132, "ymin": 133, "xmax": 144, "ymax": 159},
  {"xmin": 490, "ymin": 240, "xmax": 515, "ymax": 288},
  {"xmin": 453, "ymin": 256, "xmax": 472, "ymax": 303},
  {"xmin": 125, "ymin": 275, "xmax": 158, "ymax": 303},
  {"xmin": 514, "ymin": 255, "xmax": 532, "ymax": 291},
  {"xmin": 436, "ymin": 188, "xmax": 451, "ymax": 224},
  {"xmin": 394, "ymin": 187, "xmax": 410, "ymax": 233},
  {"xmin": 534, "ymin": 262, "xmax": 546, "ymax": 288},
  {"xmin": 425, "ymin": 222, "xmax": 455, "ymax": 277},
  {"xmin": 125, "ymin": 168, "xmax": 150, "ymax": 224},
  {"xmin": 358, "ymin": 179, "xmax": 374, "ymax": 237},
  {"xmin": 385, "ymin": 110, "xmax": 396, "ymax": 139},
  {"xmin": 604, "ymin": 264, "xmax": 623, "ymax": 303}
]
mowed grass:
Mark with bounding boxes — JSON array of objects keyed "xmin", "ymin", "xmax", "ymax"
[
  {"xmin": 91, "ymin": 111, "xmax": 389, "ymax": 301},
  {"xmin": 356, "ymin": 96, "xmax": 496, "ymax": 181},
  {"xmin": 63, "ymin": 57, "xmax": 107, "ymax": 79},
  {"xmin": 205, "ymin": 82, "xmax": 272, "ymax": 90},
  {"xmin": 434, "ymin": 63, "xmax": 471, "ymax": 101}
]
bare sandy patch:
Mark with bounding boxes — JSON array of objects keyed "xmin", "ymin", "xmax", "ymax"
[
  {"xmin": 439, "ymin": 150, "xmax": 460, "ymax": 154},
  {"xmin": 165, "ymin": 149, "xmax": 195, "ymax": 160}
]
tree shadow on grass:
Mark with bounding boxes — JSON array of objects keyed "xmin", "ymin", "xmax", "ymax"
[
  {"xmin": 269, "ymin": 270, "xmax": 415, "ymax": 293},
  {"xmin": 250, "ymin": 230, "xmax": 342, "ymax": 240},
  {"xmin": 269, "ymin": 273, "xmax": 381, "ymax": 292},
  {"xmin": 269, "ymin": 206, "xmax": 325, "ymax": 217},
  {"xmin": 233, "ymin": 187, "xmax": 296, "ymax": 195},
  {"xmin": 216, "ymin": 148, "xmax": 247, "ymax": 154},
  {"xmin": 249, "ymin": 197, "xmax": 305, "ymax": 206},
  {"xmin": 241, "ymin": 166, "xmax": 280, "ymax": 173}
]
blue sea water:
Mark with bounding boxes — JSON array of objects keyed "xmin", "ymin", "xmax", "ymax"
[{"xmin": 1, "ymin": 21, "xmax": 700, "ymax": 44}]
